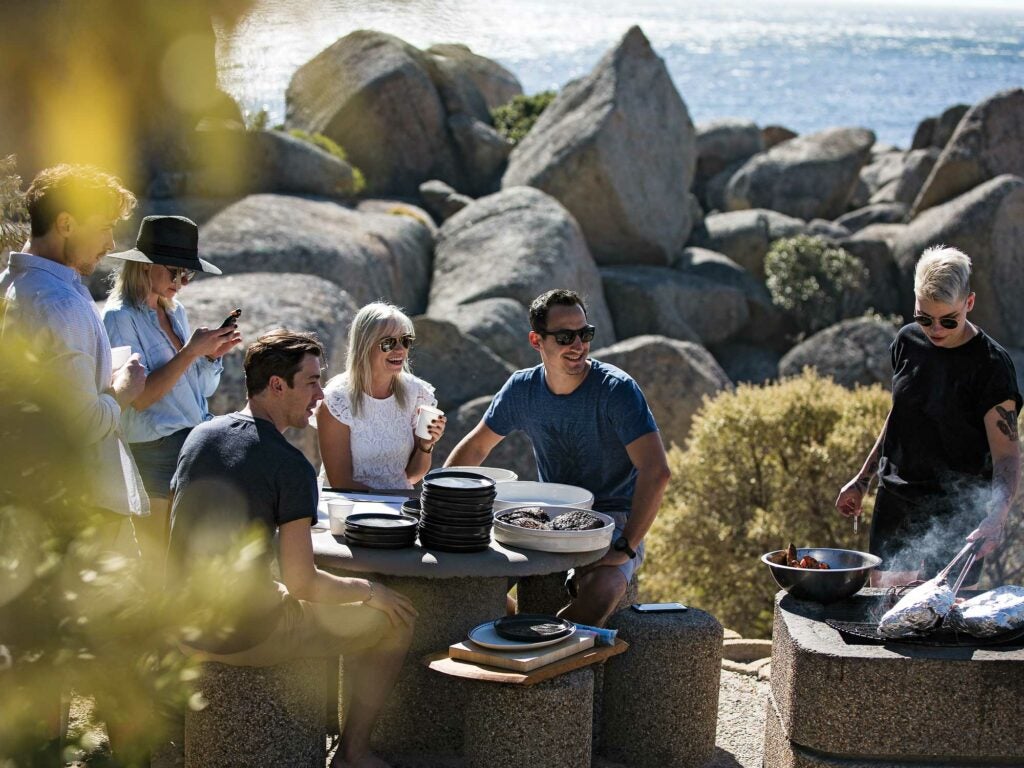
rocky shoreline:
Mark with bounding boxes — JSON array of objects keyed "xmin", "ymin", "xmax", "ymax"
[{"xmin": 84, "ymin": 25, "xmax": 1024, "ymax": 470}]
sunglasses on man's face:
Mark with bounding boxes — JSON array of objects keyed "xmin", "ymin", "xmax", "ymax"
[
  {"xmin": 537, "ymin": 324, "xmax": 596, "ymax": 346},
  {"xmin": 914, "ymin": 299, "xmax": 968, "ymax": 331},
  {"xmin": 379, "ymin": 335, "xmax": 414, "ymax": 353}
]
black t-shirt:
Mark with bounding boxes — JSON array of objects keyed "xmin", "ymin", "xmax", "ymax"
[
  {"xmin": 169, "ymin": 413, "xmax": 317, "ymax": 652},
  {"xmin": 879, "ymin": 323, "xmax": 1022, "ymax": 498}
]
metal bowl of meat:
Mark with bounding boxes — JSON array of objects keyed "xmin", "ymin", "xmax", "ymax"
[
  {"xmin": 493, "ymin": 505, "xmax": 614, "ymax": 552},
  {"xmin": 761, "ymin": 547, "xmax": 882, "ymax": 604}
]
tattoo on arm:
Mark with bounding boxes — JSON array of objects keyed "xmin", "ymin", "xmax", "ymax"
[{"xmin": 995, "ymin": 404, "xmax": 1019, "ymax": 442}]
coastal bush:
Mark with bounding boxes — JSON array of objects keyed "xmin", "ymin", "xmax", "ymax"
[
  {"xmin": 0, "ymin": 332, "xmax": 271, "ymax": 762},
  {"xmin": 491, "ymin": 90, "xmax": 556, "ymax": 144},
  {"xmin": 1, "ymin": 154, "xmax": 28, "ymax": 254},
  {"xmin": 640, "ymin": 370, "xmax": 890, "ymax": 638},
  {"xmin": 285, "ymin": 128, "xmax": 367, "ymax": 194},
  {"xmin": 765, "ymin": 235, "xmax": 869, "ymax": 336}
]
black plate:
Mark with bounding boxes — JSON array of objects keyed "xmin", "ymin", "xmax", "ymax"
[
  {"xmin": 401, "ymin": 499, "xmax": 422, "ymax": 518},
  {"xmin": 421, "ymin": 495, "xmax": 496, "ymax": 511},
  {"xmin": 418, "ymin": 537, "xmax": 491, "ymax": 553},
  {"xmin": 420, "ymin": 510, "xmax": 494, "ymax": 524},
  {"xmin": 418, "ymin": 520, "xmax": 493, "ymax": 536},
  {"xmin": 423, "ymin": 471, "xmax": 497, "ymax": 492},
  {"xmin": 494, "ymin": 614, "xmax": 575, "ymax": 642},
  {"xmin": 418, "ymin": 528, "xmax": 492, "ymax": 544},
  {"xmin": 344, "ymin": 528, "xmax": 418, "ymax": 541},
  {"xmin": 346, "ymin": 538, "xmax": 416, "ymax": 550},
  {"xmin": 344, "ymin": 513, "xmax": 418, "ymax": 531}
]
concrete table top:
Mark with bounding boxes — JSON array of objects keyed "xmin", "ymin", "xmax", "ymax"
[{"xmin": 312, "ymin": 529, "xmax": 605, "ymax": 579}]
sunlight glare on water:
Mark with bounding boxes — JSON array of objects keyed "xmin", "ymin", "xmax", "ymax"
[{"xmin": 217, "ymin": 0, "xmax": 1024, "ymax": 146}]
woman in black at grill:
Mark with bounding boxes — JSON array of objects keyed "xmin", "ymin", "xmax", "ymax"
[{"xmin": 835, "ymin": 246, "xmax": 1021, "ymax": 586}]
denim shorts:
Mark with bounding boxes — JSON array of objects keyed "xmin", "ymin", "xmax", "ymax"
[
  {"xmin": 129, "ymin": 428, "xmax": 191, "ymax": 499},
  {"xmin": 607, "ymin": 510, "xmax": 645, "ymax": 585}
]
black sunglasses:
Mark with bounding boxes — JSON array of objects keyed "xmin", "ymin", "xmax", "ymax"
[
  {"xmin": 379, "ymin": 334, "xmax": 414, "ymax": 353},
  {"xmin": 166, "ymin": 266, "xmax": 196, "ymax": 284},
  {"xmin": 537, "ymin": 324, "xmax": 596, "ymax": 346},
  {"xmin": 914, "ymin": 314, "xmax": 960, "ymax": 330}
]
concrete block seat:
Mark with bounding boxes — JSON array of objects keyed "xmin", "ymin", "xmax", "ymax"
[
  {"xmin": 517, "ymin": 571, "xmax": 640, "ymax": 615},
  {"xmin": 184, "ymin": 657, "xmax": 331, "ymax": 768},
  {"xmin": 461, "ymin": 667, "xmax": 594, "ymax": 768},
  {"xmin": 600, "ymin": 607, "xmax": 723, "ymax": 768}
]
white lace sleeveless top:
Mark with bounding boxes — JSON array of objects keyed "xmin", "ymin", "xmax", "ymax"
[{"xmin": 319, "ymin": 372, "xmax": 437, "ymax": 490}]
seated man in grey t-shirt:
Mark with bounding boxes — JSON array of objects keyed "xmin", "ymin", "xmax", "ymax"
[{"xmin": 446, "ymin": 289, "xmax": 671, "ymax": 626}]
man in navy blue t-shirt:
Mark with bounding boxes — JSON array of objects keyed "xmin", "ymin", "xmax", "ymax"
[{"xmin": 447, "ymin": 289, "xmax": 671, "ymax": 626}]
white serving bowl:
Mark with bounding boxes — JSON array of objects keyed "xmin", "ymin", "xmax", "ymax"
[
  {"xmin": 427, "ymin": 466, "xmax": 519, "ymax": 483},
  {"xmin": 492, "ymin": 481, "xmax": 594, "ymax": 512},
  {"xmin": 493, "ymin": 505, "xmax": 613, "ymax": 553}
]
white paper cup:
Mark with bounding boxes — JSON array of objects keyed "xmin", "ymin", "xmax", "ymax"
[
  {"xmin": 110, "ymin": 345, "xmax": 133, "ymax": 369},
  {"xmin": 327, "ymin": 499, "xmax": 354, "ymax": 535},
  {"xmin": 415, "ymin": 405, "xmax": 444, "ymax": 440}
]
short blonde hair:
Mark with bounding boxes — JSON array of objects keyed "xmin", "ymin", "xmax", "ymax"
[
  {"xmin": 914, "ymin": 246, "xmax": 972, "ymax": 305},
  {"xmin": 343, "ymin": 302, "xmax": 415, "ymax": 418}
]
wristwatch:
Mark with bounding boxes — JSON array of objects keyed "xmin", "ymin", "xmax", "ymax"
[{"xmin": 613, "ymin": 535, "xmax": 636, "ymax": 559}]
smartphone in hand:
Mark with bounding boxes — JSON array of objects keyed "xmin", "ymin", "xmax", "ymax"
[{"xmin": 219, "ymin": 308, "xmax": 242, "ymax": 329}]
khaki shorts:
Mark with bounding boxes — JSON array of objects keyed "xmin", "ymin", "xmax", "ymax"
[{"xmin": 189, "ymin": 583, "xmax": 390, "ymax": 668}]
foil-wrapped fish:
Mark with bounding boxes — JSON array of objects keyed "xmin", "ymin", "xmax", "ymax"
[
  {"xmin": 878, "ymin": 577, "xmax": 955, "ymax": 638},
  {"xmin": 945, "ymin": 585, "xmax": 1024, "ymax": 638}
]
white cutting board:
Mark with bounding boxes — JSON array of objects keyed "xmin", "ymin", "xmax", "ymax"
[{"xmin": 450, "ymin": 631, "xmax": 595, "ymax": 672}]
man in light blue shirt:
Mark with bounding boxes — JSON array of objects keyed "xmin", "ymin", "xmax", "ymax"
[
  {"xmin": 3, "ymin": 164, "xmax": 149, "ymax": 526},
  {"xmin": 447, "ymin": 289, "xmax": 671, "ymax": 626}
]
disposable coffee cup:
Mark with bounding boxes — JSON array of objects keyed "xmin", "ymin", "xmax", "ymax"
[
  {"xmin": 415, "ymin": 405, "xmax": 444, "ymax": 440},
  {"xmin": 327, "ymin": 499, "xmax": 354, "ymax": 535},
  {"xmin": 110, "ymin": 345, "xmax": 133, "ymax": 369}
]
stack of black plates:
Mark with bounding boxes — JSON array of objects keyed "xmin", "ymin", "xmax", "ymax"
[
  {"xmin": 419, "ymin": 471, "xmax": 496, "ymax": 552},
  {"xmin": 344, "ymin": 513, "xmax": 418, "ymax": 549}
]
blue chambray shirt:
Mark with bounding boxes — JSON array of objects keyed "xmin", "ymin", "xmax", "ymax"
[{"xmin": 102, "ymin": 296, "xmax": 224, "ymax": 444}]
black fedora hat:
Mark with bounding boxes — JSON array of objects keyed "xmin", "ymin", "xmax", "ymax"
[{"xmin": 108, "ymin": 215, "xmax": 221, "ymax": 275}]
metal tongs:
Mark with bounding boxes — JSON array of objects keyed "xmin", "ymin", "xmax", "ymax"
[{"xmin": 937, "ymin": 538, "xmax": 986, "ymax": 598}]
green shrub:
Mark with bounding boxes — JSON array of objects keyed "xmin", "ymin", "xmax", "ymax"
[
  {"xmin": 765, "ymin": 235, "xmax": 869, "ymax": 336},
  {"xmin": 491, "ymin": 91, "xmax": 556, "ymax": 145},
  {"xmin": 285, "ymin": 129, "xmax": 367, "ymax": 195},
  {"xmin": 244, "ymin": 107, "xmax": 270, "ymax": 132},
  {"xmin": 1, "ymin": 154, "xmax": 28, "ymax": 253},
  {"xmin": 641, "ymin": 370, "xmax": 890, "ymax": 638}
]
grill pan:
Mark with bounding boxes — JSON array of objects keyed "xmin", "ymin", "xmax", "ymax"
[{"xmin": 826, "ymin": 619, "xmax": 1024, "ymax": 648}]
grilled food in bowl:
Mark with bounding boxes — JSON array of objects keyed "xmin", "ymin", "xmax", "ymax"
[
  {"xmin": 493, "ymin": 505, "xmax": 614, "ymax": 552},
  {"xmin": 761, "ymin": 547, "xmax": 881, "ymax": 603}
]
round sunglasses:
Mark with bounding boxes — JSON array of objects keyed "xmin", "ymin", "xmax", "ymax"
[
  {"xmin": 914, "ymin": 300, "xmax": 968, "ymax": 331},
  {"xmin": 537, "ymin": 324, "xmax": 596, "ymax": 346},
  {"xmin": 379, "ymin": 334, "xmax": 414, "ymax": 353}
]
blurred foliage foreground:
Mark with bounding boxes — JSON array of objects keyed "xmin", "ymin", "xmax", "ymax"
[
  {"xmin": 641, "ymin": 370, "xmax": 1024, "ymax": 638},
  {"xmin": 0, "ymin": 334, "xmax": 269, "ymax": 767}
]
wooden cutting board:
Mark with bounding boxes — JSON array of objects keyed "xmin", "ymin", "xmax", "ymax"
[{"xmin": 449, "ymin": 631, "xmax": 596, "ymax": 672}]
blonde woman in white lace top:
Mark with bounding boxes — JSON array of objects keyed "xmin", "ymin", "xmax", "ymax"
[{"xmin": 317, "ymin": 303, "xmax": 446, "ymax": 489}]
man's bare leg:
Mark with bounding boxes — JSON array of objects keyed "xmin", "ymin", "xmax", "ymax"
[
  {"xmin": 331, "ymin": 622, "xmax": 413, "ymax": 768},
  {"xmin": 558, "ymin": 566, "xmax": 627, "ymax": 627}
]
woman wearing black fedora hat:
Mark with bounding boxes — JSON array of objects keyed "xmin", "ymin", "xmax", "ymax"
[{"xmin": 103, "ymin": 215, "xmax": 241, "ymax": 566}]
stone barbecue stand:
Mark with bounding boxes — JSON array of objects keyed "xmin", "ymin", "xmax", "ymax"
[
  {"xmin": 765, "ymin": 589, "xmax": 1024, "ymax": 767},
  {"xmin": 185, "ymin": 657, "xmax": 330, "ymax": 768},
  {"xmin": 313, "ymin": 529, "xmax": 605, "ymax": 765}
]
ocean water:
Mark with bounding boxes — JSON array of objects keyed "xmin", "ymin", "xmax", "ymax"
[{"xmin": 217, "ymin": 0, "xmax": 1024, "ymax": 147}]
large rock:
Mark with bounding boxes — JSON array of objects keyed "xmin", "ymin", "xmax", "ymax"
[
  {"xmin": 285, "ymin": 31, "xmax": 459, "ymax": 196},
  {"xmin": 778, "ymin": 317, "xmax": 896, "ymax": 389},
  {"xmin": 694, "ymin": 119, "xmax": 763, "ymax": 207},
  {"xmin": 725, "ymin": 127, "xmax": 876, "ymax": 220},
  {"xmin": 431, "ymin": 395, "xmax": 537, "ymax": 482},
  {"xmin": 186, "ymin": 128, "xmax": 356, "ymax": 199},
  {"xmin": 709, "ymin": 342, "xmax": 780, "ymax": 386},
  {"xmin": 835, "ymin": 203, "xmax": 908, "ymax": 234},
  {"xmin": 601, "ymin": 266, "xmax": 748, "ymax": 346},
  {"xmin": 185, "ymin": 272, "xmax": 359, "ymax": 463},
  {"xmin": 932, "ymin": 104, "xmax": 971, "ymax": 149},
  {"xmin": 502, "ymin": 26, "xmax": 697, "ymax": 266},
  {"xmin": 409, "ymin": 318, "xmax": 515, "ymax": 412},
  {"xmin": 839, "ymin": 235, "xmax": 903, "ymax": 317},
  {"xmin": 440, "ymin": 298, "xmax": 536, "ymax": 371},
  {"xmin": 671, "ymin": 247, "xmax": 788, "ymax": 346},
  {"xmin": 419, "ymin": 179, "xmax": 472, "ymax": 222},
  {"xmin": 198, "ymin": 194, "xmax": 434, "ymax": 314},
  {"xmin": 893, "ymin": 175, "xmax": 1024, "ymax": 346},
  {"xmin": 592, "ymin": 335, "xmax": 731, "ymax": 449},
  {"xmin": 425, "ymin": 44, "xmax": 523, "ymax": 111},
  {"xmin": 688, "ymin": 209, "xmax": 804, "ymax": 278},
  {"xmin": 446, "ymin": 113, "xmax": 512, "ymax": 196},
  {"xmin": 870, "ymin": 149, "xmax": 939, "ymax": 206},
  {"xmin": 762, "ymin": 125, "xmax": 797, "ymax": 150},
  {"xmin": 912, "ymin": 89, "xmax": 1024, "ymax": 216},
  {"xmin": 429, "ymin": 187, "xmax": 616, "ymax": 342}
]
